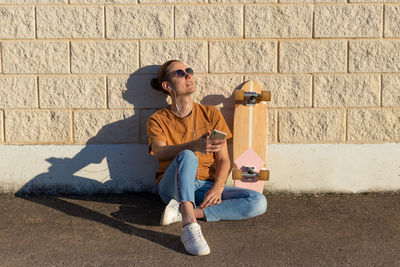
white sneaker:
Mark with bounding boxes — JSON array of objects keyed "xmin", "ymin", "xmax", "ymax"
[
  {"xmin": 160, "ymin": 199, "xmax": 182, "ymax": 226},
  {"xmin": 181, "ymin": 223, "xmax": 211, "ymax": 256}
]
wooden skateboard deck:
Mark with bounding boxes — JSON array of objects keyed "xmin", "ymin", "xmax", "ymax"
[{"xmin": 232, "ymin": 80, "xmax": 271, "ymax": 193}]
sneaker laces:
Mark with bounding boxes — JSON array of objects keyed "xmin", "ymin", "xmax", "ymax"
[{"xmin": 191, "ymin": 225, "xmax": 203, "ymax": 242}]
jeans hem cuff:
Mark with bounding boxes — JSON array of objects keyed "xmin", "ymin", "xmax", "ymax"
[{"xmin": 203, "ymin": 208, "xmax": 216, "ymax": 222}]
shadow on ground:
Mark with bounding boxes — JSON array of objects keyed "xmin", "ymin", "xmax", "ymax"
[
  {"xmin": 2, "ymin": 193, "xmax": 400, "ymax": 265},
  {"xmin": 16, "ymin": 193, "xmax": 187, "ymax": 254}
]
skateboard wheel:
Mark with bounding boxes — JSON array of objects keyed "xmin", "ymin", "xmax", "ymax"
[
  {"xmin": 259, "ymin": 169, "xmax": 269, "ymax": 180},
  {"xmin": 234, "ymin": 90, "xmax": 245, "ymax": 102},
  {"xmin": 260, "ymin": 90, "xmax": 271, "ymax": 102},
  {"xmin": 233, "ymin": 168, "xmax": 243, "ymax": 180}
]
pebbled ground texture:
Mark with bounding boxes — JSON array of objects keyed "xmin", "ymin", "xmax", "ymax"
[{"xmin": 1, "ymin": 193, "xmax": 399, "ymax": 266}]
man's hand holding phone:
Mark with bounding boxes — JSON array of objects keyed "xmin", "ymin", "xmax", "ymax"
[
  {"xmin": 209, "ymin": 129, "xmax": 227, "ymax": 140},
  {"xmin": 192, "ymin": 130, "xmax": 227, "ymax": 154}
]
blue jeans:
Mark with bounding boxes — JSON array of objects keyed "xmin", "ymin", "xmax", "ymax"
[{"xmin": 157, "ymin": 150, "xmax": 267, "ymax": 222}]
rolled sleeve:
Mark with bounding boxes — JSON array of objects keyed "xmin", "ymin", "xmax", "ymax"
[
  {"xmin": 211, "ymin": 107, "xmax": 232, "ymax": 140},
  {"xmin": 145, "ymin": 117, "xmax": 167, "ymax": 154}
]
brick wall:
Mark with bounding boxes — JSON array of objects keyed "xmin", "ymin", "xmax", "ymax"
[{"xmin": 1, "ymin": 2, "xmax": 399, "ymax": 145}]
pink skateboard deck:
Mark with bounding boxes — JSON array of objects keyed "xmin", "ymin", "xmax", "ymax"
[
  {"xmin": 232, "ymin": 80, "xmax": 271, "ymax": 193},
  {"xmin": 234, "ymin": 148, "xmax": 265, "ymax": 192}
]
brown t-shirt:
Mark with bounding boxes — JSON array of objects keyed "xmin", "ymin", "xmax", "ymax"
[{"xmin": 146, "ymin": 102, "xmax": 232, "ymax": 184}]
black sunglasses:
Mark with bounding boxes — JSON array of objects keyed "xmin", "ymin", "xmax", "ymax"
[{"xmin": 166, "ymin": 68, "xmax": 194, "ymax": 78}]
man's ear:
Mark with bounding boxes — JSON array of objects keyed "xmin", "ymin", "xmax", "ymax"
[
  {"xmin": 161, "ymin": 81, "xmax": 168, "ymax": 91},
  {"xmin": 161, "ymin": 81, "xmax": 173, "ymax": 92}
]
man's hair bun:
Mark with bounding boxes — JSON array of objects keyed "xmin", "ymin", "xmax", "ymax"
[{"xmin": 151, "ymin": 78, "xmax": 161, "ymax": 91}]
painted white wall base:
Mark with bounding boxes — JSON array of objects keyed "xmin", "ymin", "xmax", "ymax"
[
  {"xmin": 0, "ymin": 144, "xmax": 399, "ymax": 194},
  {"xmin": 0, "ymin": 145, "xmax": 158, "ymax": 195},
  {"xmin": 265, "ymin": 143, "xmax": 400, "ymax": 193}
]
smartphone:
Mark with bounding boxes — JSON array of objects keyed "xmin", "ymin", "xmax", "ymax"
[{"xmin": 209, "ymin": 129, "xmax": 227, "ymax": 140}]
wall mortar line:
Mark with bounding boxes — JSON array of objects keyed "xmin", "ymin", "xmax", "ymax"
[
  {"xmin": 138, "ymin": 41, "xmax": 141, "ymax": 69},
  {"xmin": 105, "ymin": 76, "xmax": 109, "ymax": 109},
  {"xmin": 0, "ymin": 42, "xmax": 3, "ymax": 74},
  {"xmin": 104, "ymin": 6, "xmax": 107, "ymax": 39},
  {"xmin": 311, "ymin": 75, "xmax": 314, "ymax": 108},
  {"xmin": 3, "ymin": 72, "xmax": 396, "ymax": 77},
  {"xmin": 34, "ymin": 6, "xmax": 37, "ymax": 39},
  {"xmin": 347, "ymin": 40, "xmax": 350, "ymax": 73},
  {"xmin": 36, "ymin": 76, "xmax": 40, "ymax": 108},
  {"xmin": 3, "ymin": 108, "xmax": 148, "ymax": 111},
  {"xmin": 70, "ymin": 110, "xmax": 74, "ymax": 144},
  {"xmin": 207, "ymin": 41, "xmax": 210, "ymax": 74},
  {"xmin": 173, "ymin": 5, "xmax": 176, "ymax": 39},
  {"xmin": 277, "ymin": 110, "xmax": 280, "ymax": 143},
  {"xmin": 4, "ymin": 37, "xmax": 400, "ymax": 42},
  {"xmin": 312, "ymin": 3, "xmax": 315, "ymax": 39},
  {"xmin": 382, "ymin": 4, "xmax": 385, "ymax": 38},
  {"xmin": 68, "ymin": 41, "xmax": 71, "ymax": 74},
  {"xmin": 243, "ymin": 5, "xmax": 245, "ymax": 39},
  {"xmin": 277, "ymin": 41, "xmax": 280, "ymax": 73},
  {"xmin": 380, "ymin": 74, "xmax": 383, "ymax": 107},
  {"xmin": 0, "ymin": 3, "xmax": 393, "ymax": 7},
  {"xmin": 1, "ymin": 72, "xmax": 396, "ymax": 76}
]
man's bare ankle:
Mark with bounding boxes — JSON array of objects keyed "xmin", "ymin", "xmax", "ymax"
[
  {"xmin": 194, "ymin": 207, "xmax": 205, "ymax": 219},
  {"xmin": 180, "ymin": 202, "xmax": 196, "ymax": 227}
]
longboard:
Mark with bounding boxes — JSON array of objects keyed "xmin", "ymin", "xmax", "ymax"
[{"xmin": 232, "ymin": 80, "xmax": 271, "ymax": 193}]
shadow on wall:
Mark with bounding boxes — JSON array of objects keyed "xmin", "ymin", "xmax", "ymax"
[
  {"xmin": 15, "ymin": 65, "xmax": 237, "ymax": 196},
  {"xmin": 15, "ymin": 65, "xmax": 165, "ymax": 196}
]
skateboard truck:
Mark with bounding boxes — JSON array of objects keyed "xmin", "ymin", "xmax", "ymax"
[
  {"xmin": 242, "ymin": 166, "xmax": 257, "ymax": 182},
  {"xmin": 233, "ymin": 166, "xmax": 270, "ymax": 182},
  {"xmin": 245, "ymin": 92, "xmax": 259, "ymax": 106},
  {"xmin": 234, "ymin": 90, "xmax": 271, "ymax": 107}
]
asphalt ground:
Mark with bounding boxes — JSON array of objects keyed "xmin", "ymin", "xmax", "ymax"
[{"xmin": 1, "ymin": 193, "xmax": 399, "ymax": 266}]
